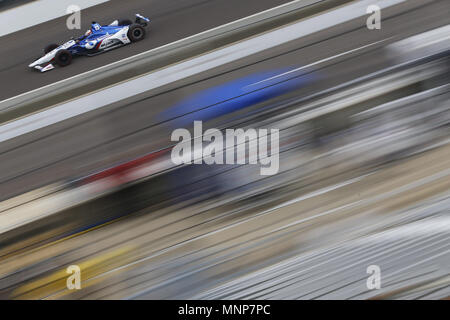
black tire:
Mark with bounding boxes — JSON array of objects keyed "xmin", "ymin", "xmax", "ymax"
[
  {"xmin": 118, "ymin": 19, "xmax": 133, "ymax": 26},
  {"xmin": 54, "ymin": 49, "xmax": 72, "ymax": 67},
  {"xmin": 44, "ymin": 43, "xmax": 59, "ymax": 54},
  {"xmin": 127, "ymin": 24, "xmax": 146, "ymax": 42}
]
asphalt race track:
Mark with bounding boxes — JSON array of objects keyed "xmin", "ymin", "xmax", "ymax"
[{"xmin": 0, "ymin": 0, "xmax": 291, "ymax": 101}]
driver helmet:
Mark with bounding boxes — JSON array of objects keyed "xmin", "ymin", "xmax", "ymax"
[
  {"xmin": 91, "ymin": 22, "xmax": 101, "ymax": 32},
  {"xmin": 84, "ymin": 29, "xmax": 92, "ymax": 36}
]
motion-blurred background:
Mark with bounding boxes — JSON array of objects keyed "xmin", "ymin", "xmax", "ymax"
[{"xmin": 0, "ymin": 0, "xmax": 449, "ymax": 299}]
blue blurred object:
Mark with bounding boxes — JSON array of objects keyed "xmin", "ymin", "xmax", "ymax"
[{"xmin": 160, "ymin": 67, "xmax": 315, "ymax": 127}]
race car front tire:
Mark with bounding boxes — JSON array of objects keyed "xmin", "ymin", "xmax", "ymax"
[
  {"xmin": 128, "ymin": 24, "xmax": 146, "ymax": 42},
  {"xmin": 44, "ymin": 44, "xmax": 59, "ymax": 54},
  {"xmin": 55, "ymin": 50, "xmax": 72, "ymax": 67}
]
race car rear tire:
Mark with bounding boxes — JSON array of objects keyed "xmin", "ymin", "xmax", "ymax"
[
  {"xmin": 128, "ymin": 24, "xmax": 146, "ymax": 42},
  {"xmin": 55, "ymin": 49, "xmax": 72, "ymax": 67},
  {"xmin": 44, "ymin": 44, "xmax": 59, "ymax": 54},
  {"xmin": 118, "ymin": 19, "xmax": 133, "ymax": 26}
]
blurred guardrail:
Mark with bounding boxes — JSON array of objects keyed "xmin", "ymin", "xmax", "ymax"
[{"xmin": 0, "ymin": 0, "xmax": 351, "ymax": 123}]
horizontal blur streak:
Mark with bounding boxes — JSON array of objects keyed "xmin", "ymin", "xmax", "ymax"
[
  {"xmin": 158, "ymin": 67, "xmax": 316, "ymax": 127},
  {"xmin": 1, "ymin": 4, "xmax": 450, "ymax": 300}
]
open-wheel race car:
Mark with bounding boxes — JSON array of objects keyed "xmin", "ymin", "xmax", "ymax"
[{"xmin": 29, "ymin": 14, "xmax": 150, "ymax": 72}]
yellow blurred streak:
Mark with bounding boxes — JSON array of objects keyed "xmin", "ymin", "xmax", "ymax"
[{"xmin": 11, "ymin": 245, "xmax": 134, "ymax": 300}]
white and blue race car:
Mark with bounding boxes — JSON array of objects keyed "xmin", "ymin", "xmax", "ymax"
[{"xmin": 29, "ymin": 14, "xmax": 150, "ymax": 72}]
